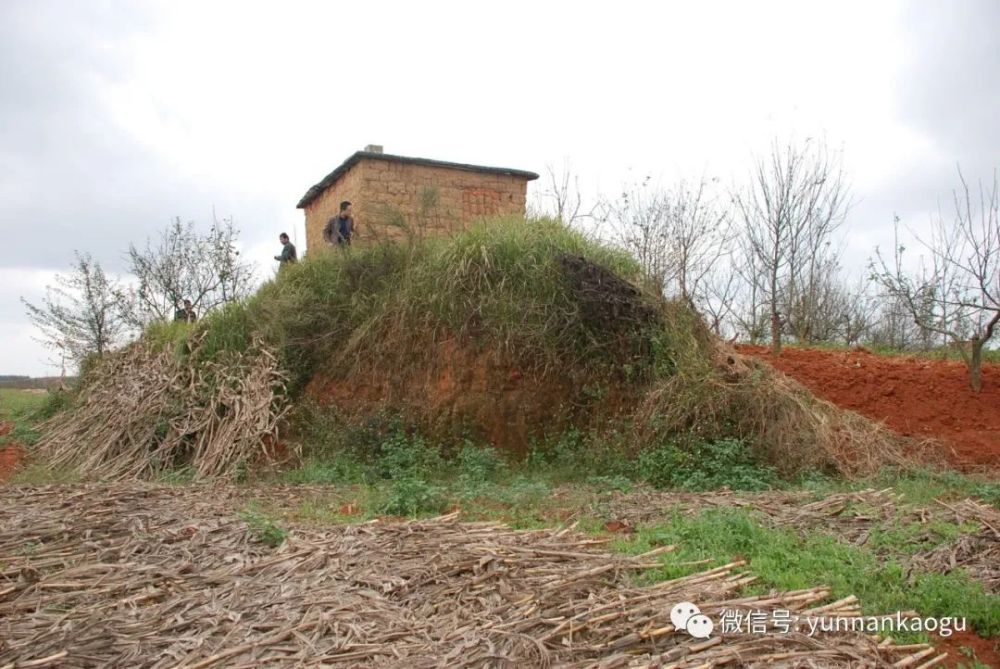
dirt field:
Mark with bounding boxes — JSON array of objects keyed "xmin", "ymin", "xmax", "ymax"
[
  {"xmin": 737, "ymin": 345, "xmax": 1000, "ymax": 470},
  {"xmin": 1, "ymin": 484, "xmax": 975, "ymax": 668}
]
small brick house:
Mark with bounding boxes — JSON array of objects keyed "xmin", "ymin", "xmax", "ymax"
[{"xmin": 297, "ymin": 146, "xmax": 539, "ymax": 250}]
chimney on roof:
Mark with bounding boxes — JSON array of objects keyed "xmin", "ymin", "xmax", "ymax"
[{"xmin": 364, "ymin": 144, "xmax": 383, "ymax": 154}]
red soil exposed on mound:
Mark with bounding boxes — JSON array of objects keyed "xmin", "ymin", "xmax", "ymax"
[
  {"xmin": 305, "ymin": 341, "xmax": 633, "ymax": 453},
  {"xmin": 736, "ymin": 345, "xmax": 1000, "ymax": 470}
]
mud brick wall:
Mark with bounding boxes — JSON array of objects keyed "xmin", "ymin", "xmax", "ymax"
[{"xmin": 304, "ymin": 159, "xmax": 529, "ymax": 251}]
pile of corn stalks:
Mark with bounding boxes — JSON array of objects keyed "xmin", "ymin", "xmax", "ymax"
[
  {"xmin": 0, "ymin": 484, "xmax": 949, "ymax": 668},
  {"xmin": 32, "ymin": 340, "xmax": 288, "ymax": 480}
]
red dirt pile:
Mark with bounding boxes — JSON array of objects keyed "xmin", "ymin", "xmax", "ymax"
[
  {"xmin": 0, "ymin": 446, "xmax": 24, "ymax": 484},
  {"xmin": 933, "ymin": 630, "xmax": 1000, "ymax": 669},
  {"xmin": 736, "ymin": 345, "xmax": 1000, "ymax": 470},
  {"xmin": 0, "ymin": 420, "xmax": 26, "ymax": 483}
]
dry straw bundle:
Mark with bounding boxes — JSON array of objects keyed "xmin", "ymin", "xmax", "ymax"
[
  {"xmin": 33, "ymin": 338, "xmax": 288, "ymax": 480},
  {"xmin": 631, "ymin": 342, "xmax": 938, "ymax": 477}
]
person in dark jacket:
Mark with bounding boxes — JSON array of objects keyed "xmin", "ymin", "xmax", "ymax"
[
  {"xmin": 323, "ymin": 200, "xmax": 355, "ymax": 246},
  {"xmin": 174, "ymin": 299, "xmax": 197, "ymax": 323},
  {"xmin": 274, "ymin": 232, "xmax": 297, "ymax": 266}
]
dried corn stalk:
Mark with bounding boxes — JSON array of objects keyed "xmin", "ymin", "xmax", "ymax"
[
  {"xmin": 0, "ymin": 484, "xmax": 952, "ymax": 668},
  {"xmin": 33, "ymin": 339, "xmax": 289, "ymax": 480}
]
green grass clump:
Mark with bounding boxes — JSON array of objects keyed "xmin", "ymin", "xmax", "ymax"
[
  {"xmin": 378, "ymin": 477, "xmax": 449, "ymax": 516},
  {"xmin": 0, "ymin": 422, "xmax": 40, "ymax": 447},
  {"xmin": 278, "ymin": 456, "xmax": 366, "ymax": 485},
  {"xmin": 368, "ymin": 429, "xmax": 443, "ymax": 480},
  {"xmin": 618, "ymin": 508, "xmax": 1000, "ymax": 639},
  {"xmin": 525, "ymin": 428, "xmax": 618, "ymax": 480},
  {"xmin": 366, "ymin": 429, "xmax": 450, "ymax": 516},
  {"xmin": 798, "ymin": 466, "xmax": 1000, "ymax": 509},
  {"xmin": 155, "ymin": 467, "xmax": 197, "ymax": 485},
  {"xmin": 143, "ymin": 319, "xmax": 197, "ymax": 355},
  {"xmin": 8, "ymin": 462, "xmax": 80, "ymax": 484},
  {"xmin": 240, "ymin": 506, "xmax": 288, "ymax": 547},
  {"xmin": 456, "ymin": 443, "xmax": 508, "ymax": 486},
  {"xmin": 30, "ymin": 390, "xmax": 74, "ymax": 422},
  {"xmin": 635, "ymin": 438, "xmax": 778, "ymax": 491},
  {"xmin": 866, "ymin": 518, "xmax": 979, "ymax": 555},
  {"xmin": 393, "ymin": 220, "xmax": 657, "ymax": 366},
  {"xmin": 885, "ymin": 468, "xmax": 1000, "ymax": 508},
  {"xmin": 523, "ymin": 429, "xmax": 776, "ymax": 491},
  {"xmin": 274, "ymin": 420, "xmax": 454, "ymax": 516}
]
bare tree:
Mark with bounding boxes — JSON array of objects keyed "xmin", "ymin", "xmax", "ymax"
[
  {"xmin": 599, "ymin": 177, "xmax": 671, "ymax": 290},
  {"xmin": 665, "ymin": 178, "xmax": 733, "ymax": 303},
  {"xmin": 727, "ymin": 234, "xmax": 770, "ymax": 343},
  {"xmin": 532, "ymin": 160, "xmax": 595, "ymax": 225},
  {"xmin": 781, "ymin": 239, "xmax": 843, "ymax": 344},
  {"xmin": 734, "ymin": 138, "xmax": 850, "ymax": 354},
  {"xmin": 22, "ymin": 253, "xmax": 132, "ymax": 368},
  {"xmin": 599, "ymin": 177, "xmax": 732, "ymax": 308},
  {"xmin": 701, "ymin": 259, "xmax": 741, "ymax": 337},
  {"xmin": 836, "ymin": 277, "xmax": 880, "ymax": 347},
  {"xmin": 868, "ymin": 288, "xmax": 925, "ymax": 351},
  {"xmin": 872, "ymin": 169, "xmax": 1000, "ymax": 391},
  {"xmin": 124, "ymin": 214, "xmax": 255, "ymax": 326}
]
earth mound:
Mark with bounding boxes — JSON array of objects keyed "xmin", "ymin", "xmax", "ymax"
[
  {"xmin": 270, "ymin": 219, "xmax": 922, "ymax": 477},
  {"xmin": 35, "ymin": 218, "xmax": 929, "ymax": 479}
]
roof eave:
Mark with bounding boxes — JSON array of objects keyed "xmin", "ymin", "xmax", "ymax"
[{"xmin": 296, "ymin": 152, "xmax": 539, "ymax": 209}]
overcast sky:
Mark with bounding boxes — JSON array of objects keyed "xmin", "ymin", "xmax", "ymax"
[{"xmin": 2, "ymin": 0, "xmax": 998, "ymax": 375}]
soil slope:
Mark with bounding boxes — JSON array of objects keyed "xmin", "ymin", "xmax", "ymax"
[{"xmin": 737, "ymin": 345, "xmax": 1000, "ymax": 470}]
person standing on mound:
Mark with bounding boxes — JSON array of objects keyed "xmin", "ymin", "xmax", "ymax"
[
  {"xmin": 323, "ymin": 200, "xmax": 355, "ymax": 247},
  {"xmin": 174, "ymin": 299, "xmax": 197, "ymax": 323},
  {"xmin": 274, "ymin": 232, "xmax": 297, "ymax": 266}
]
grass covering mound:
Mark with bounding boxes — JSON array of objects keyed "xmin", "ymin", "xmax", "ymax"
[
  {"xmin": 48, "ymin": 217, "xmax": 926, "ymax": 479},
  {"xmin": 208, "ymin": 218, "xmax": 715, "ymax": 448},
  {"xmin": 190, "ymin": 216, "xmax": 694, "ymax": 389},
  {"xmin": 208, "ymin": 217, "xmax": 922, "ymax": 475}
]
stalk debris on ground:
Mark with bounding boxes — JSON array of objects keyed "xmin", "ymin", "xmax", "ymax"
[{"xmin": 0, "ymin": 484, "xmax": 954, "ymax": 668}]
